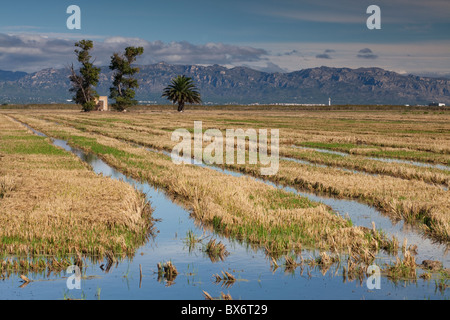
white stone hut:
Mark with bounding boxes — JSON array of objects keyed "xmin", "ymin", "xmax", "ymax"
[{"xmin": 95, "ymin": 96, "xmax": 109, "ymax": 111}]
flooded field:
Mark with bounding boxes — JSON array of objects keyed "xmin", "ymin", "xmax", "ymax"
[{"xmin": 0, "ymin": 107, "xmax": 449, "ymax": 300}]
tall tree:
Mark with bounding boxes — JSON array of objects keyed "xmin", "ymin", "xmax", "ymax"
[
  {"xmin": 69, "ymin": 40, "xmax": 101, "ymax": 112},
  {"xmin": 162, "ymin": 75, "xmax": 202, "ymax": 112},
  {"xmin": 109, "ymin": 46, "xmax": 144, "ymax": 111}
]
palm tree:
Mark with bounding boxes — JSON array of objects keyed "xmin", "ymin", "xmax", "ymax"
[{"xmin": 162, "ymin": 75, "xmax": 202, "ymax": 112}]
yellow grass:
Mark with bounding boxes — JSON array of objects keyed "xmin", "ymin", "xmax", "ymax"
[
  {"xmin": 0, "ymin": 114, "xmax": 154, "ymax": 261},
  {"xmin": 6, "ymin": 112, "xmax": 394, "ymax": 261},
  {"xmin": 19, "ymin": 109, "xmax": 449, "ymax": 242}
]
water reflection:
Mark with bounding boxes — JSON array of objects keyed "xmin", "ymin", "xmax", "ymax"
[
  {"xmin": 143, "ymin": 144, "xmax": 450, "ymax": 268},
  {"xmin": 292, "ymin": 144, "xmax": 450, "ymax": 171},
  {"xmin": 1, "ymin": 118, "xmax": 448, "ymax": 300}
]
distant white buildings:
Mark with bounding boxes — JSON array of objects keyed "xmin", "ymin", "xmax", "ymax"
[
  {"xmin": 268, "ymin": 103, "xmax": 326, "ymax": 106},
  {"xmin": 429, "ymin": 102, "xmax": 446, "ymax": 107}
]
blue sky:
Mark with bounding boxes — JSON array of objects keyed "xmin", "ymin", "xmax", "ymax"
[{"xmin": 0, "ymin": 0, "xmax": 449, "ymax": 75}]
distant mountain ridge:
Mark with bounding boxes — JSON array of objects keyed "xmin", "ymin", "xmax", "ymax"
[{"xmin": 0, "ymin": 63, "xmax": 449, "ymax": 105}]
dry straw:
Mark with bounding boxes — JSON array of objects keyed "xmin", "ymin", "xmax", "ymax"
[
  {"xmin": 7, "ymin": 112, "xmax": 397, "ymax": 264},
  {"xmin": 0, "ymin": 115, "xmax": 155, "ymax": 272}
]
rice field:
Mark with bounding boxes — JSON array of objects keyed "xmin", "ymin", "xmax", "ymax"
[
  {"xmin": 0, "ymin": 114, "xmax": 154, "ymax": 273},
  {"xmin": 0, "ymin": 106, "xmax": 449, "ymax": 299}
]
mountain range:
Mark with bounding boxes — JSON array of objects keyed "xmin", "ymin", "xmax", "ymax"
[{"xmin": 0, "ymin": 63, "xmax": 449, "ymax": 105}]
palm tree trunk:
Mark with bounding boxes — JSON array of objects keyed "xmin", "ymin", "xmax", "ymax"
[{"xmin": 178, "ymin": 102, "xmax": 185, "ymax": 112}]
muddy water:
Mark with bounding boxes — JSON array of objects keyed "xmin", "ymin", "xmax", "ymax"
[
  {"xmin": 292, "ymin": 145, "xmax": 450, "ymax": 172},
  {"xmin": 292, "ymin": 146, "xmax": 349, "ymax": 157},
  {"xmin": 281, "ymin": 157, "xmax": 364, "ymax": 175},
  {"xmin": 1, "ymin": 121, "xmax": 448, "ymax": 300},
  {"xmin": 165, "ymin": 149, "xmax": 449, "ymax": 268},
  {"xmin": 366, "ymin": 157, "xmax": 450, "ymax": 172}
]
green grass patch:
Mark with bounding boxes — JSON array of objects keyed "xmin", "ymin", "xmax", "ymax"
[
  {"xmin": 263, "ymin": 189, "xmax": 317, "ymax": 210},
  {"xmin": 365, "ymin": 149, "xmax": 444, "ymax": 163},
  {"xmin": 0, "ymin": 136, "xmax": 67, "ymax": 155},
  {"xmin": 68, "ymin": 136, "xmax": 139, "ymax": 160},
  {"xmin": 95, "ymin": 118, "xmax": 133, "ymax": 124},
  {"xmin": 299, "ymin": 141, "xmax": 360, "ymax": 151}
]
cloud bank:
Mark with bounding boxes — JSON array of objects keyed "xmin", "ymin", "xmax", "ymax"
[
  {"xmin": 1, "ymin": 33, "xmax": 449, "ymax": 76},
  {"xmin": 0, "ymin": 33, "xmax": 268, "ymax": 72}
]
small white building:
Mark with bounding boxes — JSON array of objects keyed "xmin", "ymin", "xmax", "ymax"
[
  {"xmin": 94, "ymin": 96, "xmax": 109, "ymax": 111},
  {"xmin": 429, "ymin": 102, "xmax": 446, "ymax": 107}
]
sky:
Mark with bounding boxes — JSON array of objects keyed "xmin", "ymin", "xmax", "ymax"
[{"xmin": 0, "ymin": 0, "xmax": 449, "ymax": 76}]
